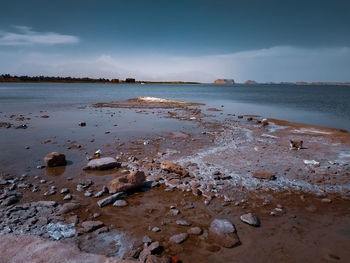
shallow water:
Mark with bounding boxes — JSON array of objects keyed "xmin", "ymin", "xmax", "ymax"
[{"xmin": 1, "ymin": 82, "xmax": 349, "ymax": 130}]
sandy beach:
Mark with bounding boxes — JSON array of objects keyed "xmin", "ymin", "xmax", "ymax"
[{"xmin": 1, "ymin": 96, "xmax": 350, "ymax": 263}]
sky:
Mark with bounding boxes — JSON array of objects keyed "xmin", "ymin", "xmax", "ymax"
[{"xmin": 0, "ymin": 0, "xmax": 350, "ymax": 82}]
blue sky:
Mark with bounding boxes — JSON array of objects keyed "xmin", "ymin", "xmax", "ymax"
[{"xmin": 0, "ymin": 0, "xmax": 350, "ymax": 82}]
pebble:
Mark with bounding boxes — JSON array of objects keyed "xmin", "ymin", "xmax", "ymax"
[
  {"xmin": 63, "ymin": 194, "xmax": 72, "ymax": 200},
  {"xmin": 40, "ymin": 179, "xmax": 46, "ymax": 184},
  {"xmin": 321, "ymin": 198, "xmax": 332, "ymax": 203},
  {"xmin": 84, "ymin": 191, "xmax": 93, "ymax": 197},
  {"xmin": 176, "ymin": 220, "xmax": 191, "ymax": 226},
  {"xmin": 240, "ymin": 213, "xmax": 260, "ymax": 227},
  {"xmin": 93, "ymin": 213, "xmax": 100, "ymax": 218},
  {"xmin": 169, "ymin": 233, "xmax": 189, "ymax": 244},
  {"xmin": 44, "ymin": 190, "xmax": 56, "ymax": 196},
  {"xmin": 187, "ymin": 227, "xmax": 202, "ymax": 235},
  {"xmin": 113, "ymin": 200, "xmax": 128, "ymax": 207},
  {"xmin": 151, "ymin": 227, "xmax": 161, "ymax": 232},
  {"xmin": 60, "ymin": 188, "xmax": 69, "ymax": 194}
]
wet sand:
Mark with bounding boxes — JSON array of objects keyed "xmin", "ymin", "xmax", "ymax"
[{"xmin": 1, "ymin": 97, "xmax": 350, "ymax": 262}]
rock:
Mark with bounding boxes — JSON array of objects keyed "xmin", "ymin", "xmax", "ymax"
[
  {"xmin": 94, "ymin": 186, "xmax": 108, "ymax": 198},
  {"xmin": 94, "ymin": 226, "xmax": 109, "ymax": 234},
  {"xmin": 169, "ymin": 233, "xmax": 188, "ymax": 244},
  {"xmin": 46, "ymin": 222, "xmax": 76, "ymax": 240},
  {"xmin": 97, "ymin": 192, "xmax": 126, "ymax": 207},
  {"xmin": 168, "ymin": 209, "xmax": 180, "ymax": 216},
  {"xmin": 32, "ymin": 201, "xmax": 57, "ymax": 207},
  {"xmin": 40, "ymin": 179, "xmax": 46, "ymax": 184},
  {"xmin": 83, "ymin": 157, "xmax": 121, "ymax": 170},
  {"xmin": 108, "ymin": 170, "xmax": 145, "ymax": 193},
  {"xmin": 113, "ymin": 200, "xmax": 128, "ymax": 207},
  {"xmin": 209, "ymin": 219, "xmax": 240, "ymax": 248},
  {"xmin": 152, "ymin": 227, "xmax": 161, "ymax": 232},
  {"xmin": 176, "ymin": 220, "xmax": 191, "ymax": 226},
  {"xmin": 78, "ymin": 122, "xmax": 86, "ymax": 127},
  {"xmin": 44, "ymin": 190, "xmax": 56, "ymax": 196},
  {"xmin": 252, "ymin": 172, "xmax": 276, "ymax": 180},
  {"xmin": 63, "ymin": 194, "xmax": 72, "ymax": 200},
  {"xmin": 261, "ymin": 119, "xmax": 269, "ymax": 126},
  {"xmin": 187, "ymin": 227, "xmax": 202, "ymax": 235},
  {"xmin": 160, "ymin": 161, "xmax": 188, "ymax": 177},
  {"xmin": 44, "ymin": 152, "xmax": 67, "ymax": 167},
  {"xmin": 58, "ymin": 202, "xmax": 80, "ymax": 214},
  {"xmin": 240, "ymin": 213, "xmax": 260, "ymax": 227},
  {"xmin": 84, "ymin": 191, "xmax": 93, "ymax": 197},
  {"xmin": 0, "ymin": 179, "xmax": 9, "ymax": 185},
  {"xmin": 2, "ymin": 195, "xmax": 20, "ymax": 206},
  {"xmin": 123, "ymin": 247, "xmax": 143, "ymax": 260},
  {"xmin": 321, "ymin": 198, "xmax": 332, "ymax": 203},
  {"xmin": 60, "ymin": 188, "xmax": 70, "ymax": 194},
  {"xmin": 143, "ymin": 235, "xmax": 152, "ymax": 244},
  {"xmin": 81, "ymin": 221, "xmax": 104, "ymax": 232}
]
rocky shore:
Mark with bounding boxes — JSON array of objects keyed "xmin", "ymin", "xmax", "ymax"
[{"xmin": 1, "ymin": 97, "xmax": 350, "ymax": 262}]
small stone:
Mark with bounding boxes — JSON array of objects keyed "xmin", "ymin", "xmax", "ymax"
[
  {"xmin": 142, "ymin": 235, "xmax": 152, "ymax": 244},
  {"xmin": 84, "ymin": 191, "xmax": 93, "ymax": 197},
  {"xmin": 44, "ymin": 190, "xmax": 56, "ymax": 196},
  {"xmin": 93, "ymin": 213, "xmax": 101, "ymax": 218},
  {"xmin": 176, "ymin": 220, "xmax": 191, "ymax": 226},
  {"xmin": 209, "ymin": 219, "xmax": 240, "ymax": 248},
  {"xmin": 113, "ymin": 199, "xmax": 128, "ymax": 207},
  {"xmin": 168, "ymin": 209, "xmax": 180, "ymax": 216},
  {"xmin": 97, "ymin": 192, "xmax": 126, "ymax": 207},
  {"xmin": 81, "ymin": 221, "xmax": 104, "ymax": 232},
  {"xmin": 240, "ymin": 213, "xmax": 260, "ymax": 227},
  {"xmin": 321, "ymin": 198, "xmax": 332, "ymax": 203},
  {"xmin": 187, "ymin": 227, "xmax": 202, "ymax": 235},
  {"xmin": 40, "ymin": 179, "xmax": 46, "ymax": 184},
  {"xmin": 252, "ymin": 172, "xmax": 276, "ymax": 180},
  {"xmin": 169, "ymin": 233, "xmax": 188, "ymax": 244},
  {"xmin": 60, "ymin": 188, "xmax": 69, "ymax": 194},
  {"xmin": 83, "ymin": 157, "xmax": 121, "ymax": 170},
  {"xmin": 152, "ymin": 227, "xmax": 161, "ymax": 232},
  {"xmin": 63, "ymin": 194, "xmax": 72, "ymax": 200}
]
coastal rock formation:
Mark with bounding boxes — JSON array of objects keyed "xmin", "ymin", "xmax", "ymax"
[
  {"xmin": 214, "ymin": 79, "xmax": 235, "ymax": 85},
  {"xmin": 44, "ymin": 152, "xmax": 67, "ymax": 167},
  {"xmin": 83, "ymin": 157, "xmax": 121, "ymax": 170},
  {"xmin": 209, "ymin": 219, "xmax": 240, "ymax": 248},
  {"xmin": 244, "ymin": 80, "xmax": 257, "ymax": 84},
  {"xmin": 108, "ymin": 170, "xmax": 146, "ymax": 193}
]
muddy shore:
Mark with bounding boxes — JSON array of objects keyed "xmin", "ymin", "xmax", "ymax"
[{"xmin": 1, "ymin": 97, "xmax": 350, "ymax": 263}]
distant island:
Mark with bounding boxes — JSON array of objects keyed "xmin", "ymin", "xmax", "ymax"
[{"xmin": 214, "ymin": 79, "xmax": 235, "ymax": 84}]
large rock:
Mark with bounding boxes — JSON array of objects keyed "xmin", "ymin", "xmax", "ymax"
[
  {"xmin": 83, "ymin": 157, "xmax": 121, "ymax": 170},
  {"xmin": 97, "ymin": 192, "xmax": 126, "ymax": 207},
  {"xmin": 44, "ymin": 152, "xmax": 67, "ymax": 167},
  {"xmin": 108, "ymin": 171, "xmax": 145, "ymax": 193},
  {"xmin": 160, "ymin": 161, "xmax": 188, "ymax": 177},
  {"xmin": 209, "ymin": 219, "xmax": 240, "ymax": 248}
]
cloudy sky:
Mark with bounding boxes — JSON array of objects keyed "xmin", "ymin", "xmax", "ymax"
[{"xmin": 0, "ymin": 0, "xmax": 350, "ymax": 82}]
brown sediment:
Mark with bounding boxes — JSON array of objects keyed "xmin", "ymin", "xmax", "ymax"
[{"xmin": 1, "ymin": 98, "xmax": 350, "ymax": 263}]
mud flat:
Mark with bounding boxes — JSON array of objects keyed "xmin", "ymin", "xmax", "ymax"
[{"xmin": 1, "ymin": 97, "xmax": 350, "ymax": 263}]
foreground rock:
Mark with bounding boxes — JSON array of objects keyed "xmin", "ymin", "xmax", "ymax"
[
  {"xmin": 83, "ymin": 157, "xmax": 121, "ymax": 170},
  {"xmin": 108, "ymin": 171, "xmax": 145, "ymax": 193},
  {"xmin": 0, "ymin": 234, "xmax": 134, "ymax": 263},
  {"xmin": 209, "ymin": 219, "xmax": 240, "ymax": 248},
  {"xmin": 44, "ymin": 152, "xmax": 67, "ymax": 167},
  {"xmin": 97, "ymin": 192, "xmax": 126, "ymax": 207},
  {"xmin": 160, "ymin": 161, "xmax": 188, "ymax": 177},
  {"xmin": 240, "ymin": 213, "xmax": 260, "ymax": 227}
]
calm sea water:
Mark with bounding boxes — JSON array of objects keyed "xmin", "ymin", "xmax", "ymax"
[{"xmin": 1, "ymin": 82, "xmax": 350, "ymax": 131}]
